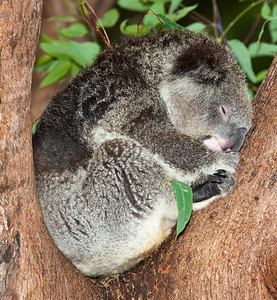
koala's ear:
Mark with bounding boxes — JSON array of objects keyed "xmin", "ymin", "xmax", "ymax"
[{"xmin": 172, "ymin": 38, "xmax": 227, "ymax": 85}]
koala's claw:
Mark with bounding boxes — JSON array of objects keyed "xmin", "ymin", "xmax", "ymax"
[
  {"xmin": 192, "ymin": 170, "xmax": 235, "ymax": 203},
  {"xmin": 214, "ymin": 169, "xmax": 228, "ymax": 177}
]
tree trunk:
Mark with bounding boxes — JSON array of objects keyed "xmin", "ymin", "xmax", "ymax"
[{"xmin": 0, "ymin": 0, "xmax": 276, "ymax": 298}]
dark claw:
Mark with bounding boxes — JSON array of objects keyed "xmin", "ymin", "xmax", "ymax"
[
  {"xmin": 192, "ymin": 170, "xmax": 230, "ymax": 203},
  {"xmin": 214, "ymin": 169, "xmax": 227, "ymax": 177},
  {"xmin": 192, "ymin": 181, "xmax": 220, "ymax": 203}
]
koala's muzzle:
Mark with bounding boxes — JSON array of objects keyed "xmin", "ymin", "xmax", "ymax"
[{"xmin": 228, "ymin": 127, "xmax": 248, "ymax": 152}]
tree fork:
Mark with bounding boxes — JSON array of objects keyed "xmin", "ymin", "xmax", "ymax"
[{"xmin": 0, "ymin": 0, "xmax": 277, "ymax": 298}]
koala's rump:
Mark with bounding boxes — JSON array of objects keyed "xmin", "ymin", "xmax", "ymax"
[{"xmin": 36, "ymin": 138, "xmax": 178, "ymax": 277}]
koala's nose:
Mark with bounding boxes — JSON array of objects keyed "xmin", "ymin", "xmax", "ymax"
[{"xmin": 230, "ymin": 127, "xmax": 248, "ymax": 152}]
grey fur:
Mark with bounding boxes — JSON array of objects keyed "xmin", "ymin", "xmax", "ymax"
[{"xmin": 33, "ymin": 30, "xmax": 252, "ymax": 277}]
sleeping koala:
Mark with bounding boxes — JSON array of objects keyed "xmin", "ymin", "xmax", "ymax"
[{"xmin": 33, "ymin": 30, "xmax": 252, "ymax": 277}]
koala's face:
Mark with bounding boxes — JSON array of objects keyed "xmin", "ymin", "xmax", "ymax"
[
  {"xmin": 160, "ymin": 76, "xmax": 252, "ymax": 153},
  {"xmin": 160, "ymin": 79, "xmax": 251, "ymax": 153},
  {"xmin": 160, "ymin": 37, "xmax": 252, "ymax": 153},
  {"xmin": 201, "ymin": 83, "xmax": 252, "ymax": 152}
]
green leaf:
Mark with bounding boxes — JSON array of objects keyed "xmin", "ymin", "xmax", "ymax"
[
  {"xmin": 255, "ymin": 69, "xmax": 268, "ymax": 83},
  {"xmin": 169, "ymin": 0, "xmax": 183, "ymax": 14},
  {"xmin": 248, "ymin": 88, "xmax": 254, "ymax": 101},
  {"xmin": 117, "ymin": 0, "xmax": 149, "ymax": 12},
  {"xmin": 47, "ymin": 16, "xmax": 78, "ymax": 22},
  {"xmin": 261, "ymin": 3, "xmax": 271, "ymax": 20},
  {"xmin": 150, "ymin": 0, "xmax": 170, "ymax": 3},
  {"xmin": 269, "ymin": 5, "xmax": 277, "ymax": 42},
  {"xmin": 170, "ymin": 179, "xmax": 193, "ymax": 236},
  {"xmin": 248, "ymin": 42, "xmax": 277, "ymax": 57},
  {"xmin": 40, "ymin": 60, "xmax": 71, "ymax": 87},
  {"xmin": 40, "ymin": 41, "xmax": 75, "ymax": 60},
  {"xmin": 68, "ymin": 41, "xmax": 100, "ymax": 67},
  {"xmin": 32, "ymin": 119, "xmax": 40, "ymax": 135},
  {"xmin": 70, "ymin": 63, "xmax": 82, "ymax": 80},
  {"xmin": 120, "ymin": 19, "xmax": 151, "ymax": 36},
  {"xmin": 40, "ymin": 33, "xmax": 55, "ymax": 44},
  {"xmin": 40, "ymin": 41, "xmax": 100, "ymax": 68},
  {"xmin": 60, "ymin": 23, "xmax": 89, "ymax": 38},
  {"xmin": 157, "ymin": 14, "xmax": 187, "ymax": 31},
  {"xmin": 35, "ymin": 54, "xmax": 52, "ymax": 66},
  {"xmin": 96, "ymin": 8, "xmax": 120, "ymax": 28},
  {"xmin": 34, "ymin": 59, "xmax": 55, "ymax": 73},
  {"xmin": 185, "ymin": 22, "xmax": 206, "ymax": 32},
  {"xmin": 228, "ymin": 39, "xmax": 256, "ymax": 83},
  {"xmin": 167, "ymin": 4, "xmax": 198, "ymax": 22},
  {"xmin": 143, "ymin": 3, "xmax": 165, "ymax": 27}
]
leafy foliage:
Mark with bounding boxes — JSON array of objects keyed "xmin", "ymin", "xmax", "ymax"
[
  {"xmin": 35, "ymin": 0, "xmax": 277, "ymax": 96},
  {"xmin": 34, "ymin": 6, "xmax": 118, "ymax": 86}
]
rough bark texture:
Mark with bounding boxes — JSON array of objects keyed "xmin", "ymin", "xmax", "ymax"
[{"xmin": 0, "ymin": 0, "xmax": 277, "ymax": 298}]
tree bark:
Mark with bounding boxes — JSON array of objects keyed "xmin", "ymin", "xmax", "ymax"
[{"xmin": 0, "ymin": 0, "xmax": 276, "ymax": 298}]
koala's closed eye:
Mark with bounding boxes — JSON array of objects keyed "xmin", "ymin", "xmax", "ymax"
[{"xmin": 33, "ymin": 30, "xmax": 252, "ymax": 277}]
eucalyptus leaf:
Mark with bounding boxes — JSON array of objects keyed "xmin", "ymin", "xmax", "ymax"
[
  {"xmin": 185, "ymin": 22, "xmax": 206, "ymax": 32},
  {"xmin": 120, "ymin": 19, "xmax": 150, "ymax": 36},
  {"xmin": 170, "ymin": 179, "xmax": 193, "ymax": 236},
  {"xmin": 47, "ymin": 16, "xmax": 78, "ymax": 22},
  {"xmin": 34, "ymin": 59, "xmax": 54, "ymax": 73},
  {"xmin": 117, "ymin": 0, "xmax": 149, "ymax": 12},
  {"xmin": 248, "ymin": 42, "xmax": 277, "ymax": 57},
  {"xmin": 40, "ymin": 41, "xmax": 100, "ymax": 68},
  {"xmin": 35, "ymin": 54, "xmax": 52, "ymax": 66},
  {"xmin": 40, "ymin": 33, "xmax": 55, "ymax": 44},
  {"xmin": 70, "ymin": 63, "xmax": 82, "ymax": 79},
  {"xmin": 32, "ymin": 119, "xmax": 40, "ymax": 135},
  {"xmin": 228, "ymin": 39, "xmax": 256, "ymax": 83},
  {"xmin": 143, "ymin": 3, "xmax": 165, "ymax": 27},
  {"xmin": 167, "ymin": 4, "xmax": 198, "ymax": 22},
  {"xmin": 248, "ymin": 88, "xmax": 254, "ymax": 101},
  {"xmin": 150, "ymin": 0, "xmax": 170, "ymax": 3},
  {"xmin": 169, "ymin": 0, "xmax": 182, "ymax": 14},
  {"xmin": 60, "ymin": 23, "xmax": 89, "ymax": 38},
  {"xmin": 269, "ymin": 5, "xmax": 277, "ymax": 42},
  {"xmin": 68, "ymin": 41, "xmax": 100, "ymax": 68},
  {"xmin": 40, "ymin": 60, "xmax": 71, "ymax": 87},
  {"xmin": 96, "ymin": 8, "xmax": 120, "ymax": 28},
  {"xmin": 157, "ymin": 14, "xmax": 187, "ymax": 31},
  {"xmin": 261, "ymin": 3, "xmax": 271, "ymax": 20},
  {"xmin": 255, "ymin": 69, "xmax": 268, "ymax": 82},
  {"xmin": 40, "ymin": 41, "xmax": 76, "ymax": 61}
]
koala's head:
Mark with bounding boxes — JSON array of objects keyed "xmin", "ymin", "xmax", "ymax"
[{"xmin": 160, "ymin": 32, "xmax": 252, "ymax": 153}]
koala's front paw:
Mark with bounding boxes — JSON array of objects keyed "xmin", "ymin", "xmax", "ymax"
[{"xmin": 192, "ymin": 170, "xmax": 235, "ymax": 203}]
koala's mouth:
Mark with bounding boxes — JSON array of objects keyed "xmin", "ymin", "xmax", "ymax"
[
  {"xmin": 204, "ymin": 136, "xmax": 234, "ymax": 152},
  {"xmin": 204, "ymin": 128, "xmax": 248, "ymax": 152}
]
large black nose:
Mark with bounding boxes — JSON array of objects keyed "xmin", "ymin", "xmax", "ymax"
[{"xmin": 230, "ymin": 127, "xmax": 248, "ymax": 152}]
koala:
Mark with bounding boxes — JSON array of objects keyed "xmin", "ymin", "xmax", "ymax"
[{"xmin": 32, "ymin": 30, "xmax": 252, "ymax": 277}]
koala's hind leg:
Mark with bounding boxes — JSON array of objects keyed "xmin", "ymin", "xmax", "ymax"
[{"xmin": 192, "ymin": 170, "xmax": 235, "ymax": 203}]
